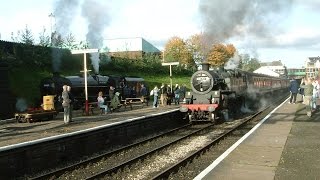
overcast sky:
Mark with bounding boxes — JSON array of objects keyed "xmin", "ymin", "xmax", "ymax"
[{"xmin": 1, "ymin": 0, "xmax": 320, "ymax": 68}]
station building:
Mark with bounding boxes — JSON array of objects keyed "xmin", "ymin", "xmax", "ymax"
[
  {"xmin": 103, "ymin": 37, "xmax": 161, "ymax": 59},
  {"xmin": 259, "ymin": 60, "xmax": 287, "ymax": 76},
  {"xmin": 304, "ymin": 56, "xmax": 320, "ymax": 79}
]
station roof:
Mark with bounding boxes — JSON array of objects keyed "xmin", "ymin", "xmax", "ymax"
[
  {"xmin": 253, "ymin": 66, "xmax": 280, "ymax": 77},
  {"xmin": 103, "ymin": 37, "xmax": 160, "ymax": 53}
]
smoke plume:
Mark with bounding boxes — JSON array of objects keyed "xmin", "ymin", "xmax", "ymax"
[
  {"xmin": 51, "ymin": 48, "xmax": 62, "ymax": 72},
  {"xmin": 81, "ymin": 0, "xmax": 110, "ymax": 73},
  {"xmin": 16, "ymin": 98, "xmax": 27, "ymax": 112},
  {"xmin": 52, "ymin": 0, "xmax": 80, "ymax": 72},
  {"xmin": 53, "ymin": 0, "xmax": 80, "ymax": 37},
  {"xmin": 224, "ymin": 51, "xmax": 241, "ymax": 69},
  {"xmin": 199, "ymin": 0, "xmax": 293, "ymax": 45}
]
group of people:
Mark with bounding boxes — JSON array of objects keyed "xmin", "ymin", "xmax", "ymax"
[
  {"xmin": 289, "ymin": 77, "xmax": 320, "ymax": 117},
  {"xmin": 61, "ymin": 85, "xmax": 122, "ymax": 124},
  {"xmin": 60, "ymin": 82, "xmax": 187, "ymax": 123},
  {"xmin": 97, "ymin": 84, "xmax": 149, "ymax": 114},
  {"xmin": 150, "ymin": 83, "xmax": 186, "ymax": 108},
  {"xmin": 97, "ymin": 87, "xmax": 121, "ymax": 115}
]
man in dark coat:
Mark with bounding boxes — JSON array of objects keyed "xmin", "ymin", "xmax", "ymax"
[{"xmin": 289, "ymin": 78, "xmax": 299, "ymax": 104}]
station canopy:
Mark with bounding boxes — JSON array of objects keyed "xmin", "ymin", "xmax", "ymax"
[{"xmin": 253, "ymin": 67, "xmax": 280, "ymax": 77}]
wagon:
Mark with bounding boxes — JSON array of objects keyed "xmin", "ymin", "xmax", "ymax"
[{"xmin": 15, "ymin": 110, "xmax": 58, "ymax": 123}]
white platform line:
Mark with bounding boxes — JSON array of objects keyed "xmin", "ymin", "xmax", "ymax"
[
  {"xmin": 0, "ymin": 109, "xmax": 178, "ymax": 152},
  {"xmin": 194, "ymin": 98, "xmax": 289, "ymax": 180}
]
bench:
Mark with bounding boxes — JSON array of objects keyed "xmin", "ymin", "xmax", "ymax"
[{"xmin": 125, "ymin": 98, "xmax": 148, "ymax": 109}]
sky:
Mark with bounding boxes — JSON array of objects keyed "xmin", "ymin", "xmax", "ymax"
[{"xmin": 0, "ymin": 0, "xmax": 320, "ymax": 68}]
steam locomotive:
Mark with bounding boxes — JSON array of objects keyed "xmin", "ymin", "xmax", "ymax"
[
  {"xmin": 40, "ymin": 72, "xmax": 144, "ymax": 110},
  {"xmin": 180, "ymin": 63, "xmax": 289, "ymax": 122}
]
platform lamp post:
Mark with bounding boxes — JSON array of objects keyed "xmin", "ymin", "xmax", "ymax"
[
  {"xmin": 71, "ymin": 49, "xmax": 99, "ymax": 115},
  {"xmin": 48, "ymin": 13, "xmax": 55, "ymax": 46},
  {"xmin": 162, "ymin": 62, "xmax": 179, "ymax": 92}
]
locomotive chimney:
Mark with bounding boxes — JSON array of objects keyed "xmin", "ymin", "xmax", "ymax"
[
  {"xmin": 53, "ymin": 72, "xmax": 60, "ymax": 77},
  {"xmin": 202, "ymin": 63, "xmax": 210, "ymax": 71}
]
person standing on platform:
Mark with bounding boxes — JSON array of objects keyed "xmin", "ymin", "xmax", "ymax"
[
  {"xmin": 140, "ymin": 84, "xmax": 148, "ymax": 103},
  {"xmin": 300, "ymin": 78, "xmax": 314, "ymax": 117},
  {"xmin": 160, "ymin": 83, "xmax": 167, "ymax": 106},
  {"xmin": 312, "ymin": 79, "xmax": 319, "ymax": 110},
  {"xmin": 288, "ymin": 78, "xmax": 299, "ymax": 104},
  {"xmin": 61, "ymin": 85, "xmax": 70, "ymax": 124},
  {"xmin": 174, "ymin": 86, "xmax": 181, "ymax": 105},
  {"xmin": 67, "ymin": 86, "xmax": 74, "ymax": 122},
  {"xmin": 166, "ymin": 85, "xmax": 172, "ymax": 105},
  {"xmin": 151, "ymin": 86, "xmax": 159, "ymax": 108},
  {"xmin": 108, "ymin": 86, "xmax": 115, "ymax": 101}
]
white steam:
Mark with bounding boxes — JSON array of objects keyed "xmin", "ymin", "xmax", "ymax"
[
  {"xmin": 54, "ymin": 0, "xmax": 80, "ymax": 37},
  {"xmin": 224, "ymin": 51, "xmax": 241, "ymax": 69},
  {"xmin": 52, "ymin": 0, "xmax": 110, "ymax": 73},
  {"xmin": 52, "ymin": 0, "xmax": 80, "ymax": 72},
  {"xmin": 16, "ymin": 98, "xmax": 28, "ymax": 112},
  {"xmin": 81, "ymin": 0, "xmax": 110, "ymax": 73}
]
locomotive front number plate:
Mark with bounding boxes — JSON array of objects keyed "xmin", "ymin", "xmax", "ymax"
[{"xmin": 196, "ymin": 77, "xmax": 209, "ymax": 81}]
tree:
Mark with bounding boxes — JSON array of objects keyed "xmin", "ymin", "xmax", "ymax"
[
  {"xmin": 38, "ymin": 27, "xmax": 51, "ymax": 47},
  {"xmin": 64, "ymin": 33, "xmax": 77, "ymax": 50},
  {"xmin": 76, "ymin": 41, "xmax": 89, "ymax": 49},
  {"xmin": 11, "ymin": 32, "xmax": 20, "ymax": 42},
  {"xmin": 20, "ymin": 25, "xmax": 34, "ymax": 45},
  {"xmin": 207, "ymin": 43, "xmax": 236, "ymax": 67},
  {"xmin": 164, "ymin": 36, "xmax": 194, "ymax": 67},
  {"xmin": 240, "ymin": 54, "xmax": 261, "ymax": 72},
  {"xmin": 10, "ymin": 25, "xmax": 34, "ymax": 45},
  {"xmin": 186, "ymin": 34, "xmax": 207, "ymax": 65}
]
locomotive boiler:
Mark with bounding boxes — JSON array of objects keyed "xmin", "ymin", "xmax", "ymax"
[{"xmin": 180, "ymin": 63, "xmax": 289, "ymax": 123}]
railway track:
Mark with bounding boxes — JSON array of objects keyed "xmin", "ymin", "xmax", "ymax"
[
  {"xmin": 87, "ymin": 97, "xmax": 283, "ymax": 180},
  {"xmin": 32, "ymin": 96, "xmax": 286, "ymax": 180},
  {"xmin": 31, "ymin": 123, "xmax": 213, "ymax": 179}
]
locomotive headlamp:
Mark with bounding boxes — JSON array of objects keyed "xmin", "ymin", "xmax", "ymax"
[{"xmin": 211, "ymin": 98, "xmax": 215, "ymax": 103}]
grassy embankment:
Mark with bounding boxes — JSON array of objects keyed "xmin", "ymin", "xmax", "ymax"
[{"xmin": 9, "ymin": 68, "xmax": 192, "ymax": 107}]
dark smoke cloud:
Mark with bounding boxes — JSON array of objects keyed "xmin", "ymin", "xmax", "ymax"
[
  {"xmin": 199, "ymin": 0, "xmax": 293, "ymax": 43},
  {"xmin": 81, "ymin": 0, "xmax": 110, "ymax": 73}
]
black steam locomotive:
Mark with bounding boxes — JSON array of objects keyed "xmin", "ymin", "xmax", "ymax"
[
  {"xmin": 40, "ymin": 73, "xmax": 145, "ymax": 110},
  {"xmin": 180, "ymin": 63, "xmax": 289, "ymax": 122}
]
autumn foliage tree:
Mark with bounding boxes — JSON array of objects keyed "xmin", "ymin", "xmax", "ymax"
[
  {"xmin": 186, "ymin": 34, "xmax": 208, "ymax": 64},
  {"xmin": 164, "ymin": 36, "xmax": 194, "ymax": 67},
  {"xmin": 207, "ymin": 43, "xmax": 236, "ymax": 67}
]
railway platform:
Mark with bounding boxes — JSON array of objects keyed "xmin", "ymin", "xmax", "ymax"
[
  {"xmin": 195, "ymin": 98, "xmax": 320, "ymax": 180},
  {"xmin": 0, "ymin": 104, "xmax": 179, "ymax": 148}
]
